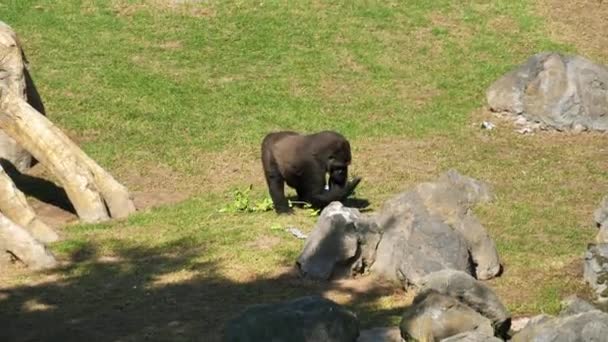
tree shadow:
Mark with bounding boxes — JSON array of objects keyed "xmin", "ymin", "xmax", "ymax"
[
  {"xmin": 0, "ymin": 240, "xmax": 408, "ymax": 342},
  {"xmin": 0, "ymin": 159, "xmax": 76, "ymax": 214}
]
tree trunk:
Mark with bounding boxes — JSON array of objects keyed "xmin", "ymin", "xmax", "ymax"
[
  {"xmin": 0, "ymin": 212, "xmax": 56, "ymax": 270},
  {"xmin": 0, "ymin": 164, "xmax": 58, "ymax": 243},
  {"xmin": 0, "ymin": 87, "xmax": 136, "ymax": 222}
]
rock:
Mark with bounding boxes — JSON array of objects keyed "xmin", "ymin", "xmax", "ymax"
[
  {"xmin": 593, "ymin": 195, "xmax": 608, "ymax": 243},
  {"xmin": 583, "ymin": 243, "xmax": 608, "ymax": 303},
  {"xmin": 371, "ymin": 170, "xmax": 500, "ymax": 287},
  {"xmin": 400, "ymin": 291, "xmax": 494, "ymax": 341},
  {"xmin": 511, "ymin": 311, "xmax": 608, "ymax": 342},
  {"xmin": 418, "ymin": 270, "xmax": 511, "ymax": 337},
  {"xmin": 357, "ymin": 327, "xmax": 403, "ymax": 342},
  {"xmin": 439, "ymin": 331, "xmax": 503, "ymax": 341},
  {"xmin": 223, "ymin": 296, "xmax": 360, "ymax": 342},
  {"xmin": 297, "ymin": 202, "xmax": 381, "ymax": 280},
  {"xmin": 559, "ymin": 295, "xmax": 597, "ymax": 316},
  {"xmin": 487, "ymin": 52, "xmax": 608, "ymax": 132}
]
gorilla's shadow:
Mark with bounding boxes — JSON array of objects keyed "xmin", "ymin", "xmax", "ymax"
[
  {"xmin": 0, "ymin": 159, "xmax": 76, "ymax": 214},
  {"xmin": 286, "ymin": 195, "xmax": 370, "ymax": 211}
]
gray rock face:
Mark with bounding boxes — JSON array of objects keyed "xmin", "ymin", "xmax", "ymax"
[
  {"xmin": 357, "ymin": 327, "xmax": 403, "ymax": 342},
  {"xmin": 511, "ymin": 310, "xmax": 608, "ymax": 342},
  {"xmin": 400, "ymin": 291, "xmax": 494, "ymax": 341},
  {"xmin": 297, "ymin": 202, "xmax": 381, "ymax": 280},
  {"xmin": 487, "ymin": 52, "xmax": 608, "ymax": 132},
  {"xmin": 372, "ymin": 170, "xmax": 500, "ymax": 287},
  {"xmin": 418, "ymin": 270, "xmax": 511, "ymax": 337},
  {"xmin": 594, "ymin": 195, "xmax": 608, "ymax": 243},
  {"xmin": 559, "ymin": 295, "xmax": 597, "ymax": 317},
  {"xmin": 440, "ymin": 331, "xmax": 503, "ymax": 342},
  {"xmin": 583, "ymin": 243, "xmax": 608, "ymax": 303},
  {"xmin": 223, "ymin": 296, "xmax": 360, "ymax": 342}
]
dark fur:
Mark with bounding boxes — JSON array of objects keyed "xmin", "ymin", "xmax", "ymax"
[{"xmin": 261, "ymin": 131, "xmax": 361, "ymax": 214}]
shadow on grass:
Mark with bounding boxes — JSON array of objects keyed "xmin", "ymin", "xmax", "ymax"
[{"xmin": 0, "ymin": 241, "xmax": 406, "ymax": 342}]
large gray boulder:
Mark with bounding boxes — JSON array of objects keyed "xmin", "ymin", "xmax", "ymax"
[
  {"xmin": 511, "ymin": 310, "xmax": 608, "ymax": 342},
  {"xmin": 583, "ymin": 243, "xmax": 608, "ymax": 303},
  {"xmin": 223, "ymin": 296, "xmax": 360, "ymax": 342},
  {"xmin": 297, "ymin": 202, "xmax": 381, "ymax": 280},
  {"xmin": 418, "ymin": 270, "xmax": 511, "ymax": 338},
  {"xmin": 487, "ymin": 52, "xmax": 608, "ymax": 132},
  {"xmin": 371, "ymin": 170, "xmax": 500, "ymax": 287},
  {"xmin": 399, "ymin": 291, "xmax": 494, "ymax": 341}
]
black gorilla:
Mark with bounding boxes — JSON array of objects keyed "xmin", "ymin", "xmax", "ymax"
[{"xmin": 261, "ymin": 131, "xmax": 362, "ymax": 214}]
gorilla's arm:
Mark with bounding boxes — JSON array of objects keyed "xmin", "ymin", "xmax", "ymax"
[{"xmin": 307, "ymin": 177, "xmax": 361, "ymax": 209}]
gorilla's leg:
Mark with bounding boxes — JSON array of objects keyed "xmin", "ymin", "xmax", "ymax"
[{"xmin": 263, "ymin": 161, "xmax": 292, "ymax": 214}]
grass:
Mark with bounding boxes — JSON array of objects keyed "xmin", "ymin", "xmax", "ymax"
[{"xmin": 0, "ymin": 0, "xmax": 606, "ymax": 340}]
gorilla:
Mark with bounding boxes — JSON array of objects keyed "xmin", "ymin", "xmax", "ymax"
[{"xmin": 261, "ymin": 130, "xmax": 362, "ymax": 214}]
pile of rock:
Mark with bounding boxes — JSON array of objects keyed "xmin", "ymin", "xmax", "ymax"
[
  {"xmin": 487, "ymin": 52, "xmax": 608, "ymax": 133},
  {"xmin": 297, "ymin": 170, "xmax": 501, "ymax": 288},
  {"xmin": 583, "ymin": 196, "xmax": 608, "ymax": 304}
]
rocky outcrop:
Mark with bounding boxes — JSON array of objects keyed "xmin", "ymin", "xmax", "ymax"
[
  {"xmin": 487, "ymin": 52, "xmax": 608, "ymax": 132},
  {"xmin": 297, "ymin": 170, "xmax": 501, "ymax": 288}
]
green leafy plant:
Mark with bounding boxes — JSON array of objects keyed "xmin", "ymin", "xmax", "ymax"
[{"xmin": 219, "ymin": 185, "xmax": 274, "ymax": 213}]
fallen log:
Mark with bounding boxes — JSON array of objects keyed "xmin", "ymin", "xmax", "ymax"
[
  {"xmin": 0, "ymin": 87, "xmax": 136, "ymax": 222},
  {"xmin": 0, "ymin": 163, "xmax": 58, "ymax": 243},
  {"xmin": 0, "ymin": 212, "xmax": 56, "ymax": 270}
]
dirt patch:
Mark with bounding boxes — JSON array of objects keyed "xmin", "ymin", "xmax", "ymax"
[
  {"xmin": 538, "ymin": 0, "xmax": 608, "ymax": 63},
  {"xmin": 246, "ymin": 235, "xmax": 281, "ymax": 251},
  {"xmin": 112, "ymin": 0, "xmax": 216, "ymax": 18}
]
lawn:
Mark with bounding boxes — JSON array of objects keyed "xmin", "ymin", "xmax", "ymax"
[{"xmin": 0, "ymin": 0, "xmax": 607, "ymax": 341}]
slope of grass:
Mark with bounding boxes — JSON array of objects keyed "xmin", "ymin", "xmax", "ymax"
[{"xmin": 0, "ymin": 1, "xmax": 604, "ymax": 340}]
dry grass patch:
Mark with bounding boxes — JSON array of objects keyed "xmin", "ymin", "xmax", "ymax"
[
  {"xmin": 538, "ymin": 0, "xmax": 608, "ymax": 63},
  {"xmin": 112, "ymin": 0, "xmax": 215, "ymax": 18}
]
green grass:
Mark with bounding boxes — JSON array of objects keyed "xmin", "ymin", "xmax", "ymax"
[{"xmin": 0, "ymin": 0, "xmax": 603, "ymax": 340}]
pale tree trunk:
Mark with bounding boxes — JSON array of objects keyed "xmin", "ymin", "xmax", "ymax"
[
  {"xmin": 0, "ymin": 164, "xmax": 58, "ymax": 243},
  {"xmin": 0, "ymin": 212, "xmax": 56, "ymax": 270},
  {"xmin": 0, "ymin": 87, "xmax": 136, "ymax": 222}
]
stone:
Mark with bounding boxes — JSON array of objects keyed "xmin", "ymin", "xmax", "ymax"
[
  {"xmin": 583, "ymin": 243, "xmax": 608, "ymax": 303},
  {"xmin": 297, "ymin": 202, "xmax": 382, "ymax": 280},
  {"xmin": 559, "ymin": 295, "xmax": 597, "ymax": 316},
  {"xmin": 223, "ymin": 296, "xmax": 360, "ymax": 342},
  {"xmin": 511, "ymin": 311, "xmax": 608, "ymax": 342},
  {"xmin": 440, "ymin": 331, "xmax": 503, "ymax": 342},
  {"xmin": 371, "ymin": 170, "xmax": 500, "ymax": 287},
  {"xmin": 418, "ymin": 270, "xmax": 511, "ymax": 338},
  {"xmin": 400, "ymin": 291, "xmax": 494, "ymax": 341},
  {"xmin": 487, "ymin": 52, "xmax": 608, "ymax": 132},
  {"xmin": 357, "ymin": 327, "xmax": 403, "ymax": 342}
]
